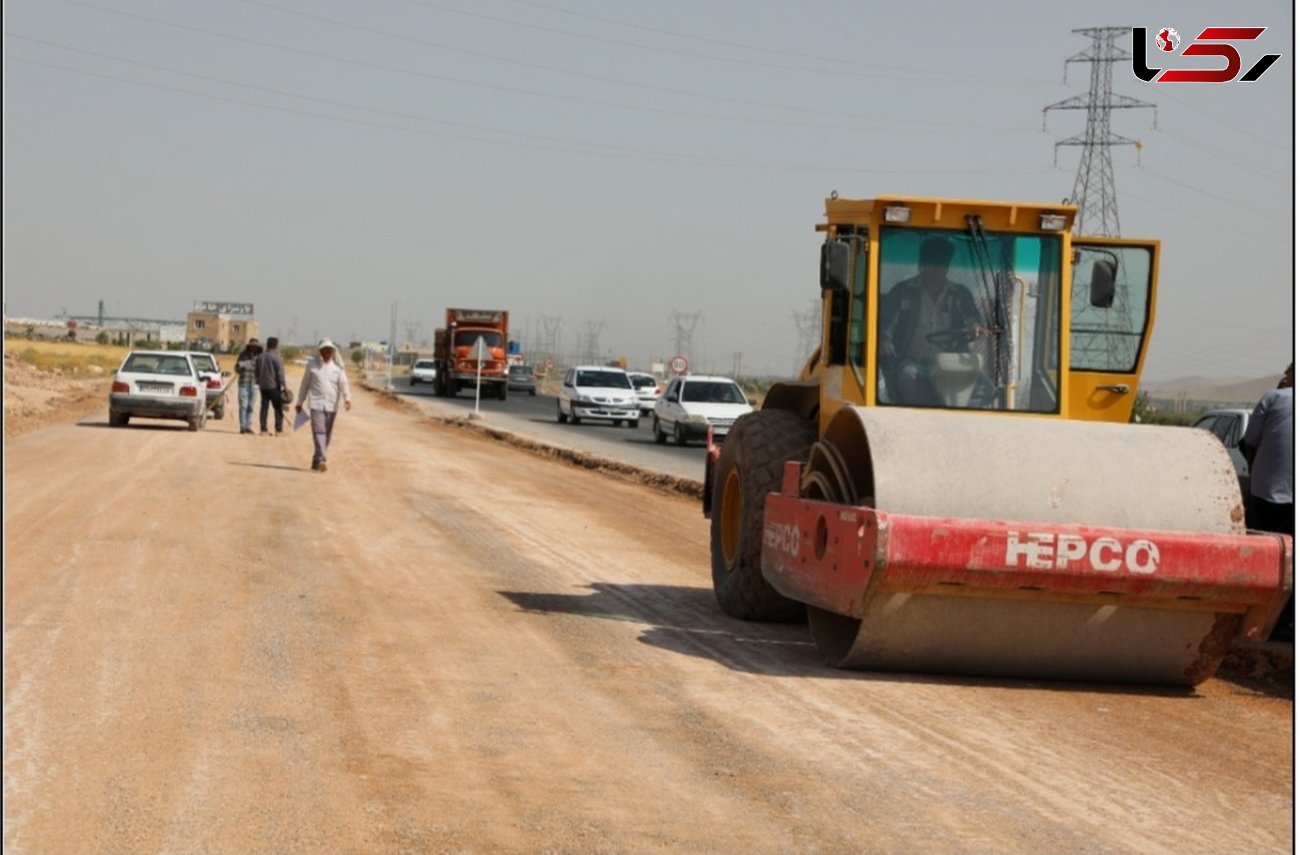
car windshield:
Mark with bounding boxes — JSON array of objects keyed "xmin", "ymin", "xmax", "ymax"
[
  {"xmin": 191, "ymin": 355, "xmax": 217, "ymax": 372},
  {"xmin": 454, "ymin": 330, "xmax": 504, "ymax": 349},
  {"xmin": 630, "ymin": 375, "xmax": 656, "ymax": 389},
  {"xmin": 576, "ymin": 370, "xmax": 631, "ymax": 389},
  {"xmin": 415, "ymin": 361, "xmax": 434, "ymax": 369},
  {"xmin": 682, "ymin": 382, "xmax": 746, "ymax": 404},
  {"xmin": 509, "ymin": 365, "xmax": 532, "ymax": 376},
  {"xmin": 123, "ymin": 354, "xmax": 194, "ymax": 376}
]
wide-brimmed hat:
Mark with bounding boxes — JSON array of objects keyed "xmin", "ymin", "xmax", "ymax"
[{"xmin": 318, "ymin": 338, "xmax": 337, "ymax": 351}]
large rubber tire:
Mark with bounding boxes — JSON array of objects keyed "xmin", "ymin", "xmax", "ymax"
[
  {"xmin": 109, "ymin": 410, "xmax": 127, "ymax": 427},
  {"xmin": 710, "ymin": 409, "xmax": 816, "ymax": 622},
  {"xmin": 653, "ymin": 417, "xmax": 666, "ymax": 444}
]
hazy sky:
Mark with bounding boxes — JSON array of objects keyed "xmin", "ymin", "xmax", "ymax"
[{"xmin": 3, "ymin": 0, "xmax": 1293, "ymax": 380}]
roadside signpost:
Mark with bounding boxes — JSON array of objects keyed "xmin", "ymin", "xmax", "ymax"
[
  {"xmin": 470, "ymin": 336, "xmax": 490, "ymax": 418},
  {"xmin": 669, "ymin": 354, "xmax": 690, "ymax": 376}
]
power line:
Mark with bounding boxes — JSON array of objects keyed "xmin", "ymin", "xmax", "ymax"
[
  {"xmin": 4, "ymin": 30, "xmax": 1028, "ymax": 138},
  {"xmin": 497, "ymin": 0, "xmax": 1054, "ymax": 85},
  {"xmin": 390, "ymin": 0, "xmax": 1056, "ymax": 87},
  {"xmin": 5, "ymin": 53, "xmax": 1057, "ymax": 177}
]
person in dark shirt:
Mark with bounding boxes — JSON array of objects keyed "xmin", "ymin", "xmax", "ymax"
[{"xmin": 254, "ymin": 336, "xmax": 287, "ymax": 435}]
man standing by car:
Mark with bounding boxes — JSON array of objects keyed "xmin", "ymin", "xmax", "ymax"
[
  {"xmin": 295, "ymin": 339, "xmax": 352, "ymax": 472},
  {"xmin": 255, "ymin": 336, "xmax": 287, "ymax": 435},
  {"xmin": 1241, "ymin": 361, "xmax": 1293, "ymax": 641},
  {"xmin": 234, "ymin": 338, "xmax": 262, "ymax": 435}
]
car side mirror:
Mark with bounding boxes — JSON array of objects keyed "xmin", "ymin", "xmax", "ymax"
[
  {"xmin": 820, "ymin": 242, "xmax": 850, "ymax": 292},
  {"xmin": 222, "ymin": 371, "xmax": 232, "ymax": 378},
  {"xmin": 1090, "ymin": 257, "xmax": 1117, "ymax": 308}
]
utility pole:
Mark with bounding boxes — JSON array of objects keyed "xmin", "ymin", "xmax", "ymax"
[{"xmin": 1043, "ymin": 27, "xmax": 1156, "ymax": 237}]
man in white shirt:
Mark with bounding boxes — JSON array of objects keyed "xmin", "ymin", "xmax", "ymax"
[{"xmin": 295, "ymin": 339, "xmax": 353, "ymax": 473}]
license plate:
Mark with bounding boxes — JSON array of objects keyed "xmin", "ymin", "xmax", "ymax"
[{"xmin": 137, "ymin": 382, "xmax": 172, "ymax": 394}]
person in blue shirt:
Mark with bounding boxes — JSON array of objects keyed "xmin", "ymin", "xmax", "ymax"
[{"xmin": 1241, "ymin": 361, "xmax": 1293, "ymax": 641}]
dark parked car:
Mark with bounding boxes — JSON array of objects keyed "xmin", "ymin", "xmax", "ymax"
[{"xmin": 507, "ymin": 364, "xmax": 538, "ymax": 396}]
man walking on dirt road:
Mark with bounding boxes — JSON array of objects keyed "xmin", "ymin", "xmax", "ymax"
[
  {"xmin": 255, "ymin": 336, "xmax": 288, "ymax": 435},
  {"xmin": 295, "ymin": 339, "xmax": 352, "ymax": 472}
]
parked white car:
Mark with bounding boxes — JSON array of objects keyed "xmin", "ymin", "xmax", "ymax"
[
  {"xmin": 1192, "ymin": 408, "xmax": 1252, "ymax": 503},
  {"xmin": 653, "ymin": 375, "xmax": 753, "ymax": 445},
  {"xmin": 109, "ymin": 350, "xmax": 208, "ymax": 431},
  {"xmin": 627, "ymin": 371, "xmax": 662, "ymax": 414},
  {"xmin": 410, "ymin": 359, "xmax": 438, "ymax": 386},
  {"xmin": 556, "ymin": 366, "xmax": 640, "ymax": 427},
  {"xmin": 183, "ymin": 350, "xmax": 229, "ymax": 419}
]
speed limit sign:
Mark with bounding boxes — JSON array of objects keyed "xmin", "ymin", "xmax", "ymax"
[{"xmin": 669, "ymin": 354, "xmax": 690, "ymax": 375}]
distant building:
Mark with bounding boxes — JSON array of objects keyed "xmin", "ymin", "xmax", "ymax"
[{"xmin": 186, "ymin": 301, "xmax": 261, "ymax": 351}]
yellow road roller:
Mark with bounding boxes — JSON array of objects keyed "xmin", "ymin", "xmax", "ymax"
[{"xmin": 704, "ymin": 195, "xmax": 1291, "ymax": 685}]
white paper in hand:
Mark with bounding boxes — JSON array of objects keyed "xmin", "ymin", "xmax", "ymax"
[{"xmin": 293, "ymin": 409, "xmax": 310, "ymax": 431}]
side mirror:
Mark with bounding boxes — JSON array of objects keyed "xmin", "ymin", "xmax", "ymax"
[
  {"xmin": 1090, "ymin": 257, "xmax": 1117, "ymax": 308},
  {"xmin": 820, "ymin": 242, "xmax": 850, "ymax": 292},
  {"xmin": 222, "ymin": 370, "xmax": 232, "ymax": 378}
]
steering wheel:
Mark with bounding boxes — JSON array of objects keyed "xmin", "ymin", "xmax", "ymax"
[{"xmin": 925, "ymin": 327, "xmax": 978, "ymax": 351}]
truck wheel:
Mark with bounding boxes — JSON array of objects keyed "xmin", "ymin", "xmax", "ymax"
[
  {"xmin": 653, "ymin": 417, "xmax": 666, "ymax": 444},
  {"xmin": 710, "ymin": 410, "xmax": 816, "ymax": 622},
  {"xmin": 410, "ymin": 377, "xmax": 416, "ymax": 387},
  {"xmin": 498, "ymin": 385, "xmax": 508, "ymax": 401}
]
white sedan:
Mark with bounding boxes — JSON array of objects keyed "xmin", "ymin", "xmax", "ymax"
[{"xmin": 652, "ymin": 376, "xmax": 753, "ymax": 445}]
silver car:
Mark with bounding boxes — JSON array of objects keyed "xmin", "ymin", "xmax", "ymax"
[{"xmin": 109, "ymin": 350, "xmax": 208, "ymax": 431}]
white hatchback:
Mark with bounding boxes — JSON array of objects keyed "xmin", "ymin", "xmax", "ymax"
[
  {"xmin": 556, "ymin": 366, "xmax": 641, "ymax": 427},
  {"xmin": 627, "ymin": 371, "xmax": 662, "ymax": 414},
  {"xmin": 109, "ymin": 350, "xmax": 208, "ymax": 431},
  {"xmin": 653, "ymin": 375, "xmax": 753, "ymax": 445}
]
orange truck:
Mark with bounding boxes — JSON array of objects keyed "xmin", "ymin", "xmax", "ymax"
[{"xmin": 434, "ymin": 308, "xmax": 510, "ymax": 399}]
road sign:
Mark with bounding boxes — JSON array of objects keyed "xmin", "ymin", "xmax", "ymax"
[
  {"xmin": 470, "ymin": 336, "xmax": 490, "ymax": 364},
  {"xmin": 669, "ymin": 354, "xmax": 689, "ymax": 376},
  {"xmin": 543, "ymin": 357, "xmax": 555, "ymax": 373}
]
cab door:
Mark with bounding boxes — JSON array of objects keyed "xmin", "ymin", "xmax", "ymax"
[{"xmin": 1066, "ymin": 237, "xmax": 1161, "ymax": 422}]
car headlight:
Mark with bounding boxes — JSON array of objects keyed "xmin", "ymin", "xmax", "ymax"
[{"xmin": 685, "ymin": 413, "xmax": 708, "ymax": 424}]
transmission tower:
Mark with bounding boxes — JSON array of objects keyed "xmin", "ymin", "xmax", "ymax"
[
  {"xmin": 580, "ymin": 321, "xmax": 604, "ymax": 364},
  {"xmin": 1043, "ymin": 27, "xmax": 1156, "ymax": 237},
  {"xmin": 538, "ymin": 315, "xmax": 563, "ymax": 365},
  {"xmin": 668, "ymin": 309, "xmax": 702, "ymax": 364},
  {"xmin": 792, "ymin": 299, "xmax": 821, "ymax": 373},
  {"xmin": 1044, "ymin": 28, "xmax": 1156, "ymax": 369}
]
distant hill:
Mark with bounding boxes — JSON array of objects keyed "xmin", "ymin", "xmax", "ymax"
[{"xmin": 1143, "ymin": 374, "xmax": 1280, "ymax": 407}]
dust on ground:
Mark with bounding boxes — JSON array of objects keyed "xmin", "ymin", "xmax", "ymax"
[{"xmin": 3, "ymin": 351, "xmax": 110, "ymax": 438}]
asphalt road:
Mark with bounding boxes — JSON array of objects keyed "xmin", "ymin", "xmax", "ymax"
[{"xmin": 385, "ymin": 377, "xmax": 711, "ymax": 482}]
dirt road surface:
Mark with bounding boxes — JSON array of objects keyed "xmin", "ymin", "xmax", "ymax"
[{"xmin": 4, "ymin": 384, "xmax": 1293, "ymax": 854}]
